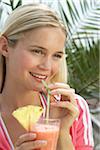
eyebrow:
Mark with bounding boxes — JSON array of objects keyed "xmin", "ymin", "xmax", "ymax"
[{"xmin": 29, "ymin": 45, "xmax": 64, "ymax": 54}]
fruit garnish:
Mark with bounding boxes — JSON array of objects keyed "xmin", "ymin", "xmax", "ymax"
[{"xmin": 12, "ymin": 105, "xmax": 43, "ymax": 131}]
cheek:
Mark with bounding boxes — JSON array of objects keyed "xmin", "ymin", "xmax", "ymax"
[
  {"xmin": 10, "ymin": 52, "xmax": 34, "ymax": 76},
  {"xmin": 21, "ymin": 57, "xmax": 33, "ymax": 69},
  {"xmin": 51, "ymin": 62, "xmax": 60, "ymax": 75},
  {"xmin": 16, "ymin": 52, "xmax": 36, "ymax": 70}
]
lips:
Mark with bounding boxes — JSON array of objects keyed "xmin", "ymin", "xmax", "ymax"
[{"xmin": 30, "ymin": 72, "xmax": 47, "ymax": 80}]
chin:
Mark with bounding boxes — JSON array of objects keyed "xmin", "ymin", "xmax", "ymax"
[{"xmin": 32, "ymin": 85, "xmax": 43, "ymax": 92}]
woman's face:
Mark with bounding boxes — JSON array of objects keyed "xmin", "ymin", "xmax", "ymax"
[{"xmin": 7, "ymin": 27, "xmax": 66, "ymax": 91}]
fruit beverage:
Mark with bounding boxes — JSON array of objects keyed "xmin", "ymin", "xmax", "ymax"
[{"xmin": 31, "ymin": 119, "xmax": 60, "ymax": 150}]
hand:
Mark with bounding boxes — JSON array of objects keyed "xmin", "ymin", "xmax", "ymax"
[
  {"xmin": 14, "ymin": 133, "xmax": 47, "ymax": 150},
  {"xmin": 49, "ymin": 82, "xmax": 79, "ymax": 130}
]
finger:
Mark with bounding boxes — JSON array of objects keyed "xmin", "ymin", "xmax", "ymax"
[
  {"xmin": 42, "ymin": 83, "xmax": 70, "ymax": 94},
  {"xmin": 50, "ymin": 89, "xmax": 75, "ymax": 105},
  {"xmin": 48, "ymin": 83, "xmax": 70, "ymax": 90},
  {"xmin": 15, "ymin": 140, "xmax": 47, "ymax": 150},
  {"xmin": 51, "ymin": 101, "xmax": 79, "ymax": 118},
  {"xmin": 15, "ymin": 133, "xmax": 37, "ymax": 147}
]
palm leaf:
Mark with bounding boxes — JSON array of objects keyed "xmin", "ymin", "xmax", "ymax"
[
  {"xmin": 3, "ymin": 0, "xmax": 22, "ymax": 10},
  {"xmin": 59, "ymin": 0, "xmax": 100, "ymax": 40},
  {"xmin": 0, "ymin": 6, "xmax": 2, "ymax": 19},
  {"xmin": 67, "ymin": 39, "xmax": 99, "ymax": 99},
  {"xmin": 58, "ymin": 0, "xmax": 100, "ymax": 100}
]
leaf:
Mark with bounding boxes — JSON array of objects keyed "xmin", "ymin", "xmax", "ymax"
[{"xmin": 58, "ymin": 0, "xmax": 99, "ymax": 101}]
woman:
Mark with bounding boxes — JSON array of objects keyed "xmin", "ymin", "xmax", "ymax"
[{"xmin": 0, "ymin": 3, "xmax": 94, "ymax": 150}]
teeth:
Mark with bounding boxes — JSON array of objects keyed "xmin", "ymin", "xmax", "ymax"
[{"xmin": 30, "ymin": 73, "xmax": 47, "ymax": 79}]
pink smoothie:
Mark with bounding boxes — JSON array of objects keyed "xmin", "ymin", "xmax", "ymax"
[{"xmin": 32, "ymin": 122, "xmax": 60, "ymax": 150}]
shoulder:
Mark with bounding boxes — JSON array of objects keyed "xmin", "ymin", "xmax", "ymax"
[
  {"xmin": 75, "ymin": 94, "xmax": 88, "ymax": 105},
  {"xmin": 71, "ymin": 94, "xmax": 94, "ymax": 147},
  {"xmin": 74, "ymin": 94, "xmax": 92, "ymax": 127},
  {"xmin": 74, "ymin": 94, "xmax": 93, "ymax": 135},
  {"xmin": 75, "ymin": 94, "xmax": 90, "ymax": 114}
]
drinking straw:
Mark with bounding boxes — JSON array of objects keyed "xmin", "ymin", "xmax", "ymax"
[
  {"xmin": 42, "ymin": 80, "xmax": 51, "ymax": 121},
  {"xmin": 28, "ymin": 113, "xmax": 31, "ymax": 132}
]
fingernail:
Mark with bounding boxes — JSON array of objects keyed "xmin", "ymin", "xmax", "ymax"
[
  {"xmin": 40, "ymin": 140, "xmax": 47, "ymax": 145},
  {"xmin": 48, "ymin": 83, "xmax": 55, "ymax": 88},
  {"xmin": 51, "ymin": 90, "xmax": 59, "ymax": 95},
  {"xmin": 29, "ymin": 132, "xmax": 37, "ymax": 138}
]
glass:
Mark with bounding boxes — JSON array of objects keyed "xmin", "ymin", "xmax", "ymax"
[{"xmin": 31, "ymin": 118, "xmax": 60, "ymax": 150}]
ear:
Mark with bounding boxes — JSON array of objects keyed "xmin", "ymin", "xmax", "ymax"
[{"xmin": 0, "ymin": 36, "xmax": 9, "ymax": 57}]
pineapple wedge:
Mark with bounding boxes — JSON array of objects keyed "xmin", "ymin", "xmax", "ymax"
[{"xmin": 12, "ymin": 105, "xmax": 43, "ymax": 131}]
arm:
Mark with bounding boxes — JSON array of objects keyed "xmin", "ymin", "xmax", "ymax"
[
  {"xmin": 73, "ymin": 95, "xmax": 94, "ymax": 150},
  {"xmin": 57, "ymin": 128, "xmax": 74, "ymax": 150},
  {"xmin": 49, "ymin": 83, "xmax": 79, "ymax": 150}
]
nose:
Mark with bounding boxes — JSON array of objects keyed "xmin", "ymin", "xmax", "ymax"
[{"xmin": 39, "ymin": 56, "xmax": 52, "ymax": 70}]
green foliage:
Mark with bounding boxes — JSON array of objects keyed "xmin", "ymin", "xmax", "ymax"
[
  {"xmin": 0, "ymin": 7, "xmax": 2, "ymax": 19},
  {"xmin": 3, "ymin": 0, "xmax": 22, "ymax": 10},
  {"xmin": 59, "ymin": 0, "xmax": 100, "ymax": 100},
  {"xmin": 67, "ymin": 39, "xmax": 99, "ymax": 99}
]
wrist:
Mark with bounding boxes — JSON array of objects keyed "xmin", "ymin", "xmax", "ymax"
[{"xmin": 57, "ymin": 128, "xmax": 74, "ymax": 150}]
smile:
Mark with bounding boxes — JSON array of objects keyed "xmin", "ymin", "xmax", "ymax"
[{"xmin": 30, "ymin": 72, "xmax": 47, "ymax": 80}]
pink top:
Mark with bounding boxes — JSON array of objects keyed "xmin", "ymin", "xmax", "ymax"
[
  {"xmin": 0, "ymin": 94, "xmax": 94, "ymax": 150},
  {"xmin": 0, "ymin": 114, "xmax": 14, "ymax": 150},
  {"xmin": 70, "ymin": 94, "xmax": 94, "ymax": 150}
]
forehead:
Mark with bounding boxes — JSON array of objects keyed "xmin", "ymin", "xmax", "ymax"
[
  {"xmin": 24, "ymin": 26, "xmax": 66, "ymax": 40},
  {"xmin": 21, "ymin": 27, "xmax": 66, "ymax": 51}
]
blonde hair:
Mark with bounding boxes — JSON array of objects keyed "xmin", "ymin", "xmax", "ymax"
[{"xmin": 0, "ymin": 3, "xmax": 68, "ymax": 92}]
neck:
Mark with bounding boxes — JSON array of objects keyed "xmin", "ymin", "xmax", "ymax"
[{"xmin": 0, "ymin": 87, "xmax": 41, "ymax": 116}]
